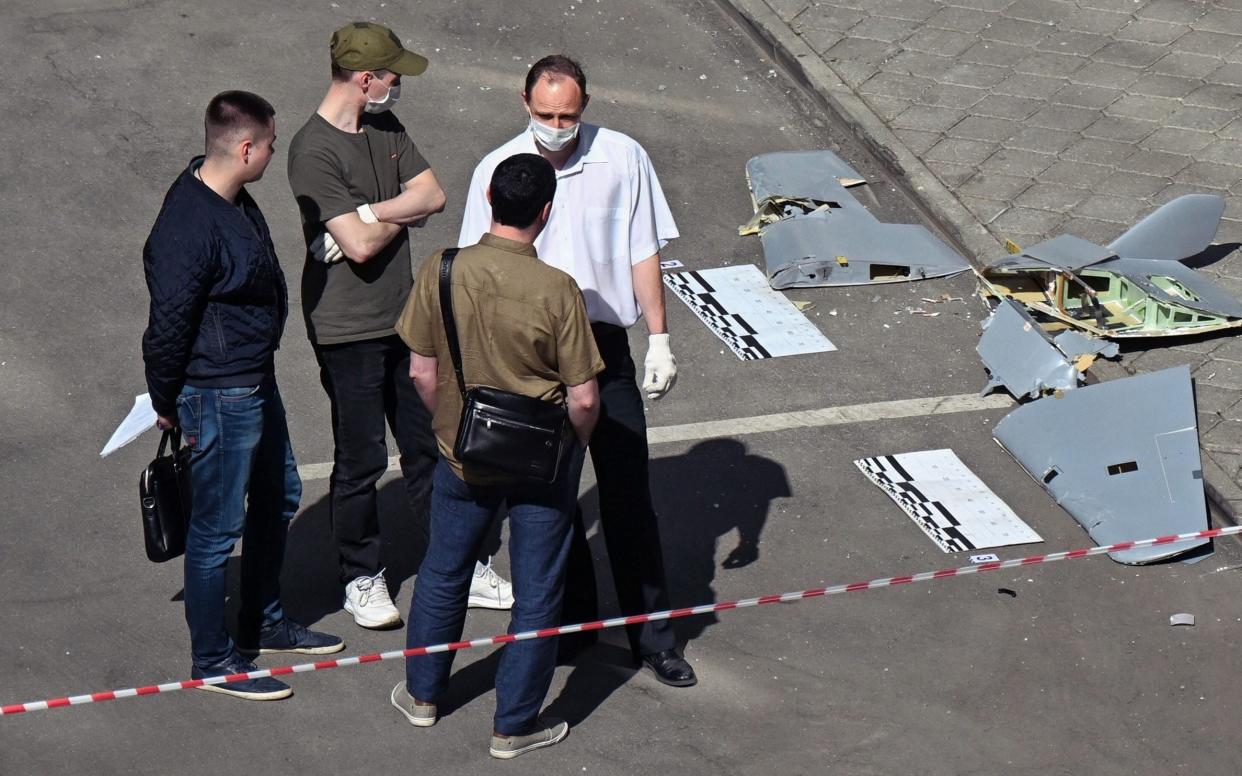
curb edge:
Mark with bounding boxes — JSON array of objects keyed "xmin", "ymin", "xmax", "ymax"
[
  {"xmin": 716, "ymin": 0, "xmax": 1241, "ymax": 529},
  {"xmin": 715, "ymin": 0, "xmax": 1003, "ymax": 264}
]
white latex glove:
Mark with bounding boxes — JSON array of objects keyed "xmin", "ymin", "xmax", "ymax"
[
  {"xmin": 642, "ymin": 333, "xmax": 677, "ymax": 400},
  {"xmin": 309, "ymin": 231, "xmax": 345, "ymax": 264},
  {"xmin": 356, "ymin": 203, "xmax": 379, "ymax": 224}
]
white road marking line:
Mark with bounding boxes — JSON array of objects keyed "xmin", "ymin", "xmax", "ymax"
[
  {"xmin": 296, "ymin": 392, "xmax": 1013, "ymax": 481},
  {"xmin": 647, "ymin": 393, "xmax": 1012, "ymax": 445}
]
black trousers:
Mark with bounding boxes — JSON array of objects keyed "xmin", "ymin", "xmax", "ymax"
[
  {"xmin": 315, "ymin": 335, "xmax": 439, "ymax": 583},
  {"xmin": 562, "ymin": 324, "xmax": 677, "ymax": 658}
]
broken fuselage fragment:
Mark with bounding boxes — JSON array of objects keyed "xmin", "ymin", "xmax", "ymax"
[
  {"xmin": 743, "ymin": 151, "xmax": 971, "ymax": 289},
  {"xmin": 978, "ymin": 195, "xmax": 1239, "ymax": 338},
  {"xmin": 978, "ymin": 298, "xmax": 1118, "ymax": 400}
]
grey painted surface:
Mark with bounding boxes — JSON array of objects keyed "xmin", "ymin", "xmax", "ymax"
[
  {"xmin": 1107, "ymin": 192, "xmax": 1226, "ymax": 261},
  {"xmin": 978, "ymin": 298, "xmax": 1085, "ymax": 399},
  {"xmin": 994, "ymin": 365, "xmax": 1210, "ymax": 564},
  {"xmin": 747, "ymin": 150, "xmax": 971, "ymax": 286},
  {"xmin": 746, "ymin": 148, "xmax": 867, "ymax": 199}
]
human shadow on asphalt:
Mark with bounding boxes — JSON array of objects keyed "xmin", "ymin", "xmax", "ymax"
[
  {"xmin": 277, "ymin": 479, "xmax": 430, "ymax": 628},
  {"xmin": 273, "ymin": 476, "xmax": 505, "ymax": 627},
  {"xmin": 653, "ymin": 439, "xmax": 791, "ymax": 642},
  {"xmin": 538, "ymin": 439, "xmax": 790, "ymax": 724},
  {"xmin": 176, "ymin": 481, "xmax": 427, "ymax": 631},
  {"xmin": 416, "ymin": 439, "xmax": 790, "ymax": 727}
]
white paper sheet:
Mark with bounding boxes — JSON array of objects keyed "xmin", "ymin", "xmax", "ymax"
[
  {"xmin": 101, "ymin": 393, "xmax": 157, "ymax": 457},
  {"xmin": 855, "ymin": 449, "xmax": 1042, "ymax": 553},
  {"xmin": 664, "ymin": 264, "xmax": 836, "ymax": 360}
]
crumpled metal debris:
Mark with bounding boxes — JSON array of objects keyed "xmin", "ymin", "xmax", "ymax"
[{"xmin": 978, "ymin": 299, "xmax": 1118, "ymax": 400}]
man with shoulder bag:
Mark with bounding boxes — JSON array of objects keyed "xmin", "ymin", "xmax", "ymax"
[
  {"xmin": 390, "ymin": 153, "xmax": 602, "ymax": 759},
  {"xmin": 142, "ymin": 91, "xmax": 343, "ymax": 702}
]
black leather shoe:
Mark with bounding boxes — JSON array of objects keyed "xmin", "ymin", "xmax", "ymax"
[{"xmin": 641, "ymin": 649, "xmax": 697, "ymax": 687}]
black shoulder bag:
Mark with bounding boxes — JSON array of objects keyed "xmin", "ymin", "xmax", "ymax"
[
  {"xmin": 439, "ymin": 248, "xmax": 569, "ymax": 483},
  {"xmin": 138, "ymin": 428, "xmax": 193, "ymax": 562}
]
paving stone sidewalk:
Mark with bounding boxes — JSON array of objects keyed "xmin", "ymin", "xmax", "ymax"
[{"xmin": 730, "ymin": 0, "xmax": 1242, "ymax": 515}]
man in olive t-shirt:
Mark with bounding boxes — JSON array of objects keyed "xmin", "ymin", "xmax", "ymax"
[
  {"xmin": 287, "ymin": 22, "xmax": 510, "ymax": 630},
  {"xmin": 291, "ymin": 107, "xmax": 428, "ymax": 344}
]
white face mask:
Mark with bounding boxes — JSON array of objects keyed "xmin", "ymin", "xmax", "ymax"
[
  {"xmin": 364, "ymin": 80, "xmax": 401, "ymax": 114},
  {"xmin": 529, "ymin": 117, "xmax": 579, "ymax": 151}
]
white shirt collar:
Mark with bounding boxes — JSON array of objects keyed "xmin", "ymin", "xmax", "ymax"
[{"xmin": 516, "ymin": 123, "xmax": 608, "ymax": 177}]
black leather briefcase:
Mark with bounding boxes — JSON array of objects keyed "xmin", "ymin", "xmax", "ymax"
[{"xmin": 138, "ymin": 429, "xmax": 193, "ymax": 562}]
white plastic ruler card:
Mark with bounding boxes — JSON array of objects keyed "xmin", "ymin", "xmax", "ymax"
[
  {"xmin": 854, "ymin": 449, "xmax": 1042, "ymax": 553},
  {"xmin": 664, "ymin": 264, "xmax": 836, "ymax": 360}
]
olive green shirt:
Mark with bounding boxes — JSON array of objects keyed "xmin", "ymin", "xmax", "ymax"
[
  {"xmin": 395, "ymin": 233, "xmax": 605, "ymax": 482},
  {"xmin": 288, "ymin": 111, "xmax": 430, "ymax": 345}
]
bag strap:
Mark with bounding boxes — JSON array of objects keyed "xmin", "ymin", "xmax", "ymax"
[
  {"xmin": 437, "ymin": 248, "xmax": 467, "ymax": 398},
  {"xmin": 157, "ymin": 428, "xmax": 182, "ymax": 457}
]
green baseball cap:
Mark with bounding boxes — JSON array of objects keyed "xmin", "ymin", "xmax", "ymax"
[{"xmin": 330, "ymin": 22, "xmax": 428, "ymax": 76}]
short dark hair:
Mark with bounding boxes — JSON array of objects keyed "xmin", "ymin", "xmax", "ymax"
[
  {"xmin": 524, "ymin": 54, "xmax": 587, "ymax": 103},
  {"xmin": 490, "ymin": 154, "xmax": 557, "ymax": 229},
  {"xmin": 204, "ymin": 91, "xmax": 275, "ymax": 157}
]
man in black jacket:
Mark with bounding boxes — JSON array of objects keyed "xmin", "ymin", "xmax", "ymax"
[{"xmin": 142, "ymin": 91, "xmax": 342, "ymax": 702}]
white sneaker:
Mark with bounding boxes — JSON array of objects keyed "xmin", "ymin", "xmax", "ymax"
[
  {"xmin": 468, "ymin": 559, "xmax": 514, "ymax": 610},
  {"xmin": 344, "ymin": 569, "xmax": 402, "ymax": 629}
]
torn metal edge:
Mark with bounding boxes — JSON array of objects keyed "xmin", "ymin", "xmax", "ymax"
[
  {"xmin": 977, "ymin": 299, "xmax": 1120, "ymax": 400},
  {"xmin": 978, "ymin": 299, "xmax": 1084, "ymax": 400}
]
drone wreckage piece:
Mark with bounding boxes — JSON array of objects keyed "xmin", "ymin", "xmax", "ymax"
[
  {"xmin": 743, "ymin": 151, "xmax": 972, "ymax": 289},
  {"xmin": 978, "ymin": 194, "xmax": 1241, "ymax": 338}
]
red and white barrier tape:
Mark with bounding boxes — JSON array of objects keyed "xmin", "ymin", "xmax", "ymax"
[{"xmin": 3, "ymin": 525, "xmax": 1237, "ymax": 717}]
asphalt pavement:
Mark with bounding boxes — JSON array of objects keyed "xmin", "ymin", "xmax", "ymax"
[{"xmin": 3, "ymin": 1, "xmax": 1241, "ymax": 774}]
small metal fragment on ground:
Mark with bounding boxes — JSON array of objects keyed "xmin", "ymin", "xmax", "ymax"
[{"xmin": 1170, "ymin": 613, "xmax": 1196, "ymax": 626}]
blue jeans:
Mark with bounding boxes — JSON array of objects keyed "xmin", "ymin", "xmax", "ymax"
[
  {"xmin": 177, "ymin": 378, "xmax": 301, "ymax": 668},
  {"xmin": 406, "ymin": 452, "xmax": 582, "ymax": 735}
]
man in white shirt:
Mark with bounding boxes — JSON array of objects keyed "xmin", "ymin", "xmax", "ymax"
[{"xmin": 458, "ymin": 55, "xmax": 695, "ymax": 687}]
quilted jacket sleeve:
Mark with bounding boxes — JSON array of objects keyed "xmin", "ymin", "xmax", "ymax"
[{"xmin": 141, "ymin": 219, "xmax": 218, "ymax": 417}]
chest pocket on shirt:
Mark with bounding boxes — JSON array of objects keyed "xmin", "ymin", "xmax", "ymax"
[{"xmin": 583, "ymin": 206, "xmax": 626, "ymax": 265}]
